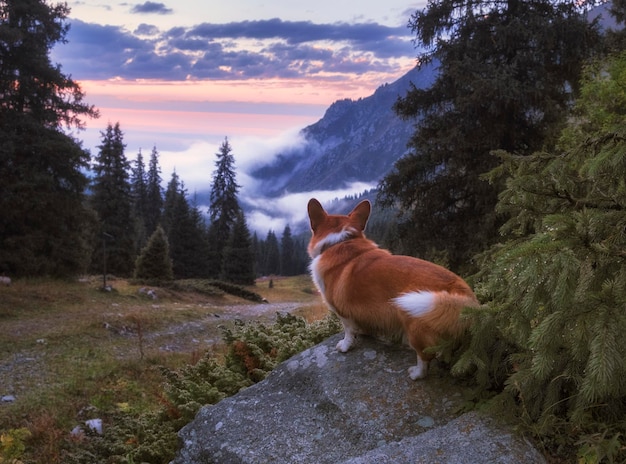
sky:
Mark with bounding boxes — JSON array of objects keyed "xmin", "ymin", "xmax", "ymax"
[{"xmin": 52, "ymin": 0, "xmax": 426, "ymax": 232}]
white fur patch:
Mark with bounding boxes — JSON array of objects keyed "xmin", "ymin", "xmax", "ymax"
[
  {"xmin": 309, "ymin": 256, "xmax": 325, "ymax": 295},
  {"xmin": 393, "ymin": 291, "xmax": 435, "ymax": 318},
  {"xmin": 310, "ymin": 227, "xmax": 356, "ymax": 258},
  {"xmin": 408, "ymin": 357, "xmax": 428, "ymax": 380}
]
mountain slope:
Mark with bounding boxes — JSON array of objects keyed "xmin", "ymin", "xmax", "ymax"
[{"xmin": 251, "ymin": 63, "xmax": 437, "ymax": 195}]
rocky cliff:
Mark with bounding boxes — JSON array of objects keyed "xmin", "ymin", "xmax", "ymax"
[{"xmin": 172, "ymin": 333, "xmax": 545, "ymax": 464}]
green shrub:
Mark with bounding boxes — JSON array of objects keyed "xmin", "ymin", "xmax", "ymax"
[
  {"xmin": 445, "ymin": 53, "xmax": 626, "ymax": 462},
  {"xmin": 166, "ymin": 279, "xmax": 224, "ymax": 297},
  {"xmin": 165, "ymin": 279, "xmax": 265, "ymax": 302},
  {"xmin": 63, "ymin": 312, "xmax": 340, "ymax": 463},
  {"xmin": 221, "ymin": 312, "xmax": 341, "ymax": 382},
  {"xmin": 134, "ymin": 226, "xmax": 173, "ymax": 282},
  {"xmin": 0, "ymin": 427, "xmax": 31, "ymax": 463},
  {"xmin": 208, "ymin": 280, "xmax": 265, "ymax": 302}
]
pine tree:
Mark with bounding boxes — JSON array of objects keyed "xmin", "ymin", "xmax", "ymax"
[
  {"xmin": 131, "ymin": 149, "xmax": 148, "ymax": 215},
  {"xmin": 0, "ymin": 0, "xmax": 99, "ymax": 276},
  {"xmin": 207, "ymin": 138, "xmax": 241, "ymax": 277},
  {"xmin": 134, "ymin": 225, "xmax": 173, "ymax": 282},
  {"xmin": 378, "ymin": 0, "xmax": 601, "ymax": 271},
  {"xmin": 145, "ymin": 146, "xmax": 163, "ymax": 236},
  {"xmin": 162, "ymin": 171, "xmax": 191, "ymax": 278},
  {"xmin": 162, "ymin": 172, "xmax": 210, "ymax": 278},
  {"xmin": 280, "ymin": 225, "xmax": 295, "ymax": 276},
  {"xmin": 292, "ymin": 237, "xmax": 310, "ymax": 275},
  {"xmin": 186, "ymin": 194, "xmax": 211, "ymax": 278},
  {"xmin": 453, "ymin": 52, "xmax": 626, "ymax": 461},
  {"xmin": 162, "ymin": 170, "xmax": 181, "ymax": 237},
  {"xmin": 251, "ymin": 232, "xmax": 261, "ymax": 276},
  {"xmin": 262, "ymin": 230, "xmax": 280, "ymax": 276},
  {"xmin": 130, "ymin": 149, "xmax": 148, "ymax": 251},
  {"xmin": 91, "ymin": 122, "xmax": 135, "ymax": 276},
  {"xmin": 221, "ymin": 211, "xmax": 255, "ymax": 285}
]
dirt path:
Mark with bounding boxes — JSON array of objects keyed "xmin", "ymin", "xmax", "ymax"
[
  {"xmin": 0, "ymin": 300, "xmax": 318, "ymax": 400},
  {"xmin": 145, "ymin": 301, "xmax": 314, "ymax": 352}
]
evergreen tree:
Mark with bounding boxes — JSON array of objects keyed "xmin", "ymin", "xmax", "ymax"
[
  {"xmin": 162, "ymin": 171, "xmax": 191, "ymax": 278},
  {"xmin": 251, "ymin": 232, "xmax": 261, "ymax": 276},
  {"xmin": 221, "ymin": 211, "xmax": 255, "ymax": 285},
  {"xmin": 207, "ymin": 138, "xmax": 241, "ymax": 277},
  {"xmin": 130, "ymin": 149, "xmax": 148, "ymax": 251},
  {"xmin": 91, "ymin": 122, "xmax": 135, "ymax": 276},
  {"xmin": 131, "ymin": 149, "xmax": 148, "ymax": 215},
  {"xmin": 162, "ymin": 170, "xmax": 181, "ymax": 237},
  {"xmin": 0, "ymin": 0, "xmax": 98, "ymax": 276},
  {"xmin": 162, "ymin": 172, "xmax": 210, "ymax": 278},
  {"xmin": 280, "ymin": 225, "xmax": 295, "ymax": 276},
  {"xmin": 605, "ymin": 1, "xmax": 626, "ymax": 52},
  {"xmin": 262, "ymin": 230, "xmax": 281, "ymax": 276},
  {"xmin": 186, "ymin": 194, "xmax": 211, "ymax": 278},
  {"xmin": 292, "ymin": 237, "xmax": 311, "ymax": 275},
  {"xmin": 453, "ymin": 52, "xmax": 626, "ymax": 461},
  {"xmin": 134, "ymin": 225, "xmax": 173, "ymax": 282},
  {"xmin": 145, "ymin": 145, "xmax": 163, "ymax": 236},
  {"xmin": 378, "ymin": 0, "xmax": 601, "ymax": 271}
]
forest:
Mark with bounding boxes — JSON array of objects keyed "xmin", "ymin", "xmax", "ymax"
[
  {"xmin": 2, "ymin": 0, "xmax": 626, "ymax": 461},
  {"xmin": 88, "ymin": 127, "xmax": 310, "ymax": 285}
]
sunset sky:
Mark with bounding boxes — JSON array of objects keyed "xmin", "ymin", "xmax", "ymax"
[{"xmin": 51, "ymin": 0, "xmax": 425, "ymax": 230}]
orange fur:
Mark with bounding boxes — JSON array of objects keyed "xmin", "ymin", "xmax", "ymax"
[{"xmin": 307, "ymin": 198, "xmax": 479, "ymax": 379}]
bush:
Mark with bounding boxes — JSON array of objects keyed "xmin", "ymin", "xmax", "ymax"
[
  {"xmin": 134, "ymin": 226, "xmax": 173, "ymax": 282},
  {"xmin": 446, "ymin": 53, "xmax": 626, "ymax": 462},
  {"xmin": 0, "ymin": 427, "xmax": 31, "ymax": 463},
  {"xmin": 207, "ymin": 280, "xmax": 265, "ymax": 302},
  {"xmin": 63, "ymin": 312, "xmax": 340, "ymax": 463}
]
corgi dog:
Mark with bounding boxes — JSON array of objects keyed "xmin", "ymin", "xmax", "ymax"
[{"xmin": 307, "ymin": 198, "xmax": 479, "ymax": 380}]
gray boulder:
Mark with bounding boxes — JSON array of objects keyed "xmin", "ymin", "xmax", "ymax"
[{"xmin": 173, "ymin": 334, "xmax": 545, "ymax": 464}]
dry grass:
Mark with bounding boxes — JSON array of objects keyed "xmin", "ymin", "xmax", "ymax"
[
  {"xmin": 256, "ymin": 274, "xmax": 328, "ymax": 321},
  {"xmin": 0, "ymin": 275, "xmax": 325, "ymax": 463}
]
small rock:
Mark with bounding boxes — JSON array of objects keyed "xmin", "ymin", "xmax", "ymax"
[
  {"xmin": 416, "ymin": 416, "xmax": 435, "ymax": 428},
  {"xmin": 71, "ymin": 418, "xmax": 104, "ymax": 437},
  {"xmin": 85, "ymin": 418, "xmax": 103, "ymax": 435},
  {"xmin": 139, "ymin": 287, "xmax": 158, "ymax": 300},
  {"xmin": 1, "ymin": 395, "xmax": 16, "ymax": 403}
]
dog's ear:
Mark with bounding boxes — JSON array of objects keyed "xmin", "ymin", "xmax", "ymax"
[
  {"xmin": 307, "ymin": 198, "xmax": 327, "ymax": 231},
  {"xmin": 349, "ymin": 200, "xmax": 371, "ymax": 231}
]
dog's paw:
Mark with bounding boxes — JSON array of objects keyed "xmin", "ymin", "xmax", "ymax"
[
  {"xmin": 408, "ymin": 365, "xmax": 427, "ymax": 380},
  {"xmin": 336, "ymin": 338, "xmax": 353, "ymax": 352}
]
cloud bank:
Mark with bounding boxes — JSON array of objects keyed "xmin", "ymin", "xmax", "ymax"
[
  {"xmin": 130, "ymin": 2, "xmax": 173, "ymax": 15},
  {"xmin": 53, "ymin": 16, "xmax": 415, "ymax": 82},
  {"xmin": 156, "ymin": 130, "xmax": 377, "ymax": 235}
]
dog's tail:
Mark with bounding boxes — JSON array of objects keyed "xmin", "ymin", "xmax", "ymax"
[{"xmin": 392, "ymin": 290, "xmax": 478, "ymax": 336}]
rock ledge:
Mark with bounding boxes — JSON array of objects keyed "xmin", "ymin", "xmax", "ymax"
[{"xmin": 173, "ymin": 334, "xmax": 545, "ymax": 464}]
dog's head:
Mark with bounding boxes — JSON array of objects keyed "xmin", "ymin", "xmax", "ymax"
[{"xmin": 306, "ymin": 198, "xmax": 371, "ymax": 258}]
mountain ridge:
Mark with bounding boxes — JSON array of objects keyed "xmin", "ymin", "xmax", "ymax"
[{"xmin": 250, "ymin": 62, "xmax": 437, "ymax": 196}]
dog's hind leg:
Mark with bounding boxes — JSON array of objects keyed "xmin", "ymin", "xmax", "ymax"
[
  {"xmin": 408, "ymin": 356, "xmax": 429, "ymax": 380},
  {"xmin": 406, "ymin": 320, "xmax": 437, "ymax": 380}
]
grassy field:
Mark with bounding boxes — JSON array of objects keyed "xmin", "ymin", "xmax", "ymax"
[{"xmin": 0, "ymin": 275, "xmax": 326, "ymax": 463}]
